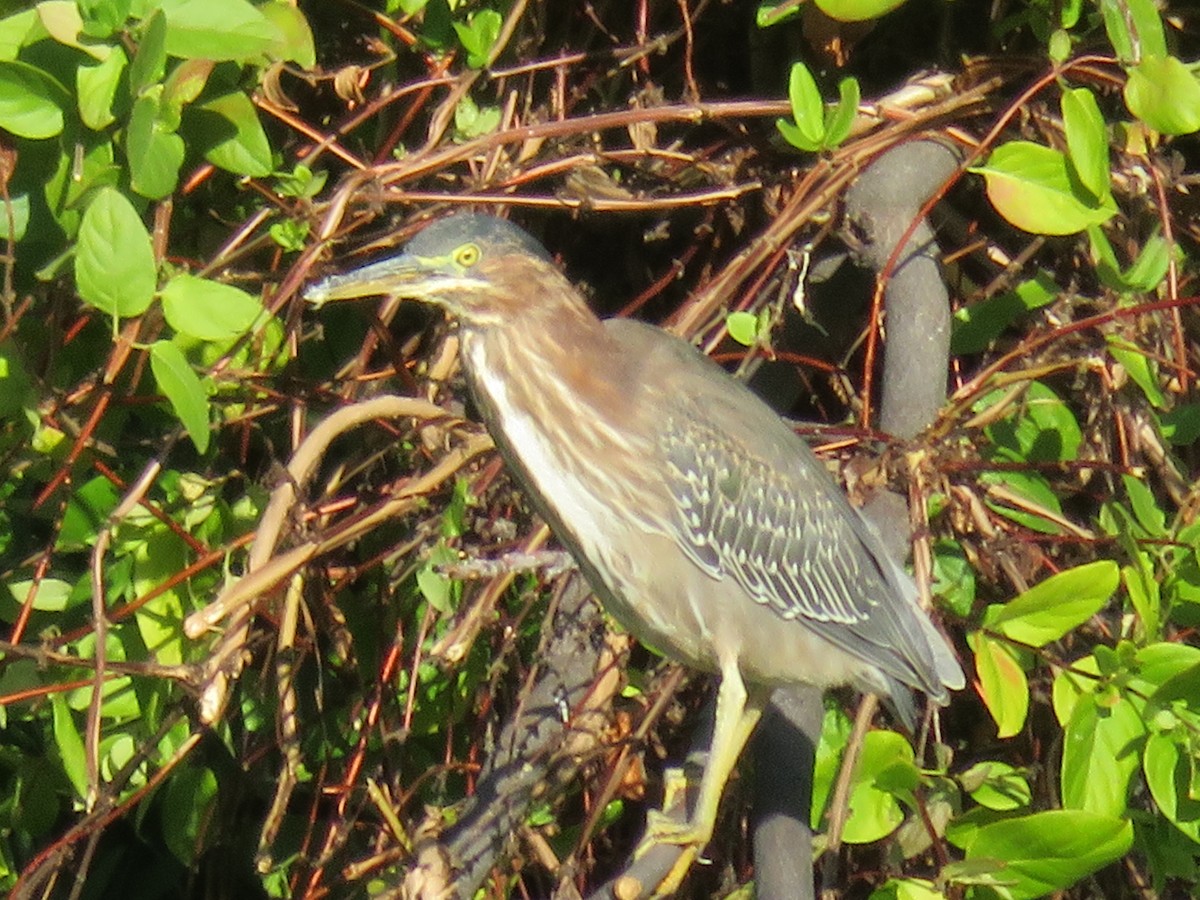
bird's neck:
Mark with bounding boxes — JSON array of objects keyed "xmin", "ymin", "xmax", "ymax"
[{"xmin": 460, "ymin": 312, "xmax": 627, "ymax": 427}]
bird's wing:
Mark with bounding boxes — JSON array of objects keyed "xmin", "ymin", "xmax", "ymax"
[{"xmin": 605, "ymin": 319, "xmax": 961, "ymax": 699}]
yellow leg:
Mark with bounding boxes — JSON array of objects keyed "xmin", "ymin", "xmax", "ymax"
[{"xmin": 636, "ymin": 658, "xmax": 766, "ymax": 894}]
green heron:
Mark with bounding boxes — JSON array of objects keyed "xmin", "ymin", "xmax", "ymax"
[{"xmin": 306, "ymin": 212, "xmax": 963, "ymax": 868}]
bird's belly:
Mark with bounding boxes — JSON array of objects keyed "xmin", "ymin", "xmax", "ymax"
[{"xmin": 606, "ymin": 532, "xmax": 872, "ymax": 691}]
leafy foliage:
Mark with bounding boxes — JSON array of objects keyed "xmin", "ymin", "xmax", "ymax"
[{"xmin": 1, "ymin": 0, "xmax": 1200, "ymax": 897}]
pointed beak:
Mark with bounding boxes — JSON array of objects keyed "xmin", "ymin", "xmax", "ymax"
[{"xmin": 304, "ymin": 253, "xmax": 444, "ymax": 309}]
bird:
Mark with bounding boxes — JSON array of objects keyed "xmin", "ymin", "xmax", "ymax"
[{"xmin": 305, "ymin": 211, "xmax": 964, "ymax": 880}]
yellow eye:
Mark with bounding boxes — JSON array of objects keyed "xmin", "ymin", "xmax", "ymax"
[{"xmin": 454, "ymin": 243, "xmax": 481, "ymax": 267}]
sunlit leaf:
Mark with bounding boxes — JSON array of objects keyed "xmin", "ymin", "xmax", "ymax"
[
  {"xmin": 971, "ymin": 141, "xmax": 1116, "ymax": 235},
  {"xmin": 1061, "ymin": 693, "xmax": 1145, "ymax": 816},
  {"xmin": 814, "ymin": 0, "xmax": 909, "ymax": 23},
  {"xmin": 51, "ymin": 694, "xmax": 88, "ymax": 801},
  {"xmin": 157, "ymin": 0, "xmax": 280, "ymax": 61},
  {"xmin": 951, "ymin": 272, "xmax": 1057, "ymax": 354},
  {"xmin": 840, "ymin": 730, "xmax": 916, "ymax": 844},
  {"xmin": 965, "ymin": 810, "xmax": 1133, "ymax": 898},
  {"xmin": 1125, "ymin": 56, "xmax": 1200, "ymax": 135},
  {"xmin": 969, "ymin": 630, "xmax": 1029, "ymax": 738},
  {"xmin": 1144, "ymin": 732, "xmax": 1200, "ymax": 844},
  {"xmin": 960, "ymin": 760, "xmax": 1032, "ymax": 811},
  {"xmin": 127, "ymin": 88, "xmax": 185, "ymax": 199},
  {"xmin": 1061, "ymin": 87, "xmax": 1110, "ymax": 201},
  {"xmin": 192, "ymin": 91, "xmax": 272, "ymax": 177},
  {"xmin": 74, "ymin": 187, "xmax": 157, "ymax": 317},
  {"xmin": 149, "ymin": 340, "xmax": 211, "ymax": 453},
  {"xmin": 0, "ymin": 59, "xmax": 66, "ymax": 138},
  {"xmin": 76, "ymin": 47, "xmax": 126, "ymax": 130},
  {"xmin": 985, "ymin": 561, "xmax": 1119, "ymax": 647},
  {"xmin": 161, "ymin": 274, "xmax": 264, "ymax": 340}
]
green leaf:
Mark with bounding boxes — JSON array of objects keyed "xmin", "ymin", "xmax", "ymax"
[
  {"xmin": 1123, "ymin": 554, "xmax": 1161, "ymax": 638},
  {"xmin": 163, "ymin": 58, "xmax": 213, "ymax": 110},
  {"xmin": 951, "ymin": 272, "xmax": 1057, "ymax": 354},
  {"xmin": 1061, "ymin": 693, "xmax": 1145, "ymax": 816},
  {"xmin": 135, "ymin": 587, "xmax": 186, "ymax": 666},
  {"xmin": 58, "ymin": 476, "xmax": 121, "ymax": 551},
  {"xmin": 1099, "ymin": 0, "xmax": 1165, "ymax": 62},
  {"xmin": 726, "ymin": 311, "xmax": 758, "ymax": 346},
  {"xmin": 1090, "ymin": 225, "xmax": 1171, "ymax": 293},
  {"xmin": 980, "ymin": 469, "xmax": 1066, "ymax": 534},
  {"xmin": 74, "ymin": 187, "xmax": 157, "ymax": 318},
  {"xmin": 162, "ymin": 764, "xmax": 218, "ymax": 864},
  {"xmin": 0, "ymin": 59, "xmax": 66, "ymax": 138},
  {"xmin": 931, "ymin": 538, "xmax": 975, "ymax": 617},
  {"xmin": 978, "ymin": 379, "xmax": 1082, "ymax": 463},
  {"xmin": 1122, "ymin": 233, "xmax": 1171, "ymax": 292},
  {"xmin": 269, "ymin": 218, "xmax": 309, "ymax": 252},
  {"xmin": 1048, "ymin": 28, "xmax": 1072, "ymax": 64},
  {"xmin": 969, "ymin": 630, "xmax": 1029, "ymax": 738},
  {"xmin": 756, "ymin": 2, "xmax": 801, "ymax": 27},
  {"xmin": 1052, "ymin": 654, "xmax": 1101, "ymax": 727},
  {"xmin": 77, "ymin": 46, "xmax": 127, "ymax": 130},
  {"xmin": 965, "ymin": 810, "xmax": 1133, "ymax": 899},
  {"xmin": 149, "ymin": 340, "xmax": 211, "ymax": 453},
  {"xmin": 52, "ymin": 693, "xmax": 89, "ymax": 800},
  {"xmin": 840, "ymin": 730, "xmax": 916, "ymax": 844},
  {"xmin": 960, "ymin": 760, "xmax": 1032, "ymax": 811},
  {"xmin": 1133, "ymin": 643, "xmax": 1200, "ymax": 699},
  {"xmin": 1161, "ymin": 404, "xmax": 1200, "ymax": 446},
  {"xmin": 416, "ymin": 543, "xmax": 461, "ymax": 614},
  {"xmin": 777, "ymin": 61, "xmax": 825, "ymax": 151},
  {"xmin": 1107, "ymin": 336, "xmax": 1166, "ymax": 409},
  {"xmin": 1146, "ymin": 663, "xmax": 1200, "ymax": 716},
  {"xmin": 161, "ymin": 274, "xmax": 264, "ymax": 340},
  {"xmin": 0, "ymin": 191, "xmax": 30, "ymax": 241},
  {"xmin": 869, "ymin": 878, "xmax": 943, "ymax": 900},
  {"xmin": 985, "ymin": 561, "xmax": 1119, "ymax": 647},
  {"xmin": 452, "ymin": 93, "xmax": 499, "ymax": 140},
  {"xmin": 970, "ymin": 141, "xmax": 1117, "ymax": 235},
  {"xmin": 0, "ymin": 9, "xmax": 38, "ymax": 61},
  {"xmin": 1144, "ymin": 731, "xmax": 1200, "ymax": 844},
  {"xmin": 274, "ymin": 163, "xmax": 326, "ymax": 199},
  {"xmin": 191, "ymin": 91, "xmax": 272, "ymax": 177},
  {"xmin": 775, "ymin": 118, "xmax": 818, "ymax": 153},
  {"xmin": 1061, "ymin": 87, "xmax": 1110, "ymax": 201},
  {"xmin": 44, "ymin": 137, "xmax": 120, "ymax": 238},
  {"xmin": 0, "ymin": 338, "xmax": 33, "ymax": 417},
  {"xmin": 417, "ymin": 556, "xmax": 446, "ymax": 614},
  {"xmin": 1122, "ymin": 473, "xmax": 1166, "ymax": 536},
  {"xmin": 452, "ymin": 8, "xmax": 501, "ymax": 68},
  {"xmin": 157, "ymin": 0, "xmax": 281, "ymax": 62},
  {"xmin": 127, "ymin": 88, "xmax": 185, "ymax": 199},
  {"xmin": 35, "ymin": 1, "xmax": 106, "ymax": 59},
  {"xmin": 814, "ymin": 0, "xmax": 908, "ymax": 24},
  {"xmin": 259, "ymin": 1, "xmax": 315, "ymax": 68},
  {"xmin": 7, "ymin": 578, "xmax": 74, "ymax": 612},
  {"xmin": 77, "ymin": 0, "xmax": 131, "ymax": 37},
  {"xmin": 128, "ymin": 8, "xmax": 167, "ymax": 96},
  {"xmin": 823, "ymin": 76, "xmax": 860, "ymax": 149},
  {"xmin": 1125, "ymin": 55, "xmax": 1200, "ymax": 136},
  {"xmin": 811, "ymin": 705, "xmax": 852, "ymax": 828}
]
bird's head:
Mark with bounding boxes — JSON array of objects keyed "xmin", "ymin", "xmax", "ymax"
[{"xmin": 304, "ymin": 212, "xmax": 560, "ymax": 327}]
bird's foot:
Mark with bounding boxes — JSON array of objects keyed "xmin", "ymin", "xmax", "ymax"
[
  {"xmin": 627, "ymin": 767, "xmax": 712, "ymax": 897},
  {"xmin": 640, "ymin": 809, "xmax": 708, "ymax": 848},
  {"xmin": 634, "ymin": 766, "xmax": 708, "ymax": 850}
]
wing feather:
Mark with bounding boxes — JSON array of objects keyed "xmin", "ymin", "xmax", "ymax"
[
  {"xmin": 604, "ymin": 317, "xmax": 963, "ymax": 700},
  {"xmin": 660, "ymin": 409, "xmax": 957, "ymax": 699}
]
